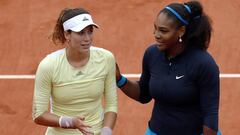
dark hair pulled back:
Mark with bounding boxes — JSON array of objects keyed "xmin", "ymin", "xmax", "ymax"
[
  {"xmin": 51, "ymin": 8, "xmax": 89, "ymax": 45},
  {"xmin": 160, "ymin": 1, "xmax": 212, "ymax": 50}
]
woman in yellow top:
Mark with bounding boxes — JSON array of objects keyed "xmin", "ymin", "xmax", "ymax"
[{"xmin": 32, "ymin": 7, "xmax": 117, "ymax": 135}]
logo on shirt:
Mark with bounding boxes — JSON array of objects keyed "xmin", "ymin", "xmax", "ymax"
[
  {"xmin": 176, "ymin": 75, "xmax": 184, "ymax": 79},
  {"xmin": 76, "ymin": 71, "xmax": 83, "ymax": 76}
]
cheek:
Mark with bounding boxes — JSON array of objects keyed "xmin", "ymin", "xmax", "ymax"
[
  {"xmin": 71, "ymin": 35, "xmax": 82, "ymax": 42},
  {"xmin": 164, "ymin": 33, "xmax": 178, "ymax": 43}
]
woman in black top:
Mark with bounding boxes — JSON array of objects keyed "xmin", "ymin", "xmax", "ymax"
[{"xmin": 116, "ymin": 1, "xmax": 221, "ymax": 135}]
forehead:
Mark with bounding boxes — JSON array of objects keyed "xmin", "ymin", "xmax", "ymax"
[{"xmin": 155, "ymin": 12, "xmax": 177, "ymax": 28}]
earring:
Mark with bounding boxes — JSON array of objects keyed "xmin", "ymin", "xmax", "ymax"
[
  {"xmin": 179, "ymin": 36, "xmax": 182, "ymax": 43},
  {"xmin": 67, "ymin": 39, "xmax": 70, "ymax": 43}
]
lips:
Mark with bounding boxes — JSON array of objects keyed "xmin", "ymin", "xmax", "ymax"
[
  {"xmin": 155, "ymin": 40, "xmax": 167, "ymax": 49},
  {"xmin": 155, "ymin": 39, "xmax": 163, "ymax": 43},
  {"xmin": 80, "ymin": 44, "xmax": 91, "ymax": 49},
  {"xmin": 82, "ymin": 44, "xmax": 89, "ymax": 46},
  {"xmin": 155, "ymin": 40, "xmax": 165, "ymax": 46},
  {"xmin": 81, "ymin": 43, "xmax": 91, "ymax": 46}
]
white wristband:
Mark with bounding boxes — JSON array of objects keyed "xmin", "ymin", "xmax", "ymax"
[
  {"xmin": 100, "ymin": 127, "xmax": 112, "ymax": 135},
  {"xmin": 59, "ymin": 116, "xmax": 74, "ymax": 128}
]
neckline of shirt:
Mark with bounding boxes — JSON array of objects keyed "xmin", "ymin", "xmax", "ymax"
[{"xmin": 64, "ymin": 48, "xmax": 92, "ymax": 71}]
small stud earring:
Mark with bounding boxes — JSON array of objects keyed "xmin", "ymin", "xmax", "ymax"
[
  {"xmin": 67, "ymin": 39, "xmax": 70, "ymax": 43},
  {"xmin": 179, "ymin": 36, "xmax": 182, "ymax": 43}
]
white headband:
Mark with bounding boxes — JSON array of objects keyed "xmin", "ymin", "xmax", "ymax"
[{"xmin": 63, "ymin": 14, "xmax": 99, "ymax": 32}]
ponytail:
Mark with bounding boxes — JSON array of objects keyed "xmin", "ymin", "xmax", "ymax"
[
  {"xmin": 183, "ymin": 1, "xmax": 212, "ymax": 50},
  {"xmin": 52, "ymin": 8, "xmax": 71, "ymax": 45}
]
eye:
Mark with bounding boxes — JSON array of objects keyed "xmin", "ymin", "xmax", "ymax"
[
  {"xmin": 77, "ymin": 31, "xmax": 91, "ymax": 36},
  {"xmin": 158, "ymin": 28, "xmax": 169, "ymax": 34},
  {"xmin": 154, "ymin": 25, "xmax": 169, "ymax": 34},
  {"xmin": 87, "ymin": 29, "xmax": 93, "ymax": 35},
  {"xmin": 160, "ymin": 29, "xmax": 168, "ymax": 33},
  {"xmin": 78, "ymin": 31, "xmax": 84, "ymax": 35},
  {"xmin": 78, "ymin": 28, "xmax": 93, "ymax": 35}
]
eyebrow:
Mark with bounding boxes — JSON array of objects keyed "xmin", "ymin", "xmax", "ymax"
[{"xmin": 154, "ymin": 24, "xmax": 168, "ymax": 30}]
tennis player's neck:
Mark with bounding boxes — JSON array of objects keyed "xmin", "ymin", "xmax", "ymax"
[{"xmin": 66, "ymin": 49, "xmax": 90, "ymax": 68}]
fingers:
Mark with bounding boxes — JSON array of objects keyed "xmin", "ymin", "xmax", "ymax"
[
  {"xmin": 115, "ymin": 63, "xmax": 120, "ymax": 73},
  {"xmin": 81, "ymin": 128, "xmax": 94, "ymax": 135},
  {"xmin": 72, "ymin": 116, "xmax": 93, "ymax": 134},
  {"xmin": 79, "ymin": 121, "xmax": 92, "ymax": 129},
  {"xmin": 76, "ymin": 116, "xmax": 85, "ymax": 121},
  {"xmin": 115, "ymin": 63, "xmax": 121, "ymax": 81}
]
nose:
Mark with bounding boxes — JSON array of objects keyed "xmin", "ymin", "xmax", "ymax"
[
  {"xmin": 82, "ymin": 32, "xmax": 92, "ymax": 41},
  {"xmin": 154, "ymin": 30, "xmax": 161, "ymax": 39}
]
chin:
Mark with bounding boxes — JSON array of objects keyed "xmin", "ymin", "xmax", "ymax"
[
  {"xmin": 77, "ymin": 48, "xmax": 89, "ymax": 53},
  {"xmin": 156, "ymin": 44, "xmax": 166, "ymax": 51},
  {"xmin": 81, "ymin": 49, "xmax": 90, "ymax": 53}
]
